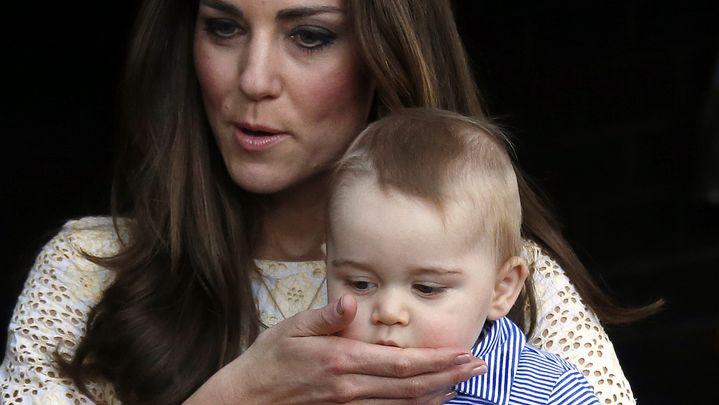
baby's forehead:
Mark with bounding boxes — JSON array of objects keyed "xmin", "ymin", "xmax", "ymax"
[
  {"xmin": 341, "ymin": 180, "xmax": 491, "ymax": 240},
  {"xmin": 334, "ymin": 175, "xmax": 487, "ymax": 224}
]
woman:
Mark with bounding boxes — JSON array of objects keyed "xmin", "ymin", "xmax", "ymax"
[{"xmin": 1, "ymin": 0, "xmax": 657, "ymax": 403}]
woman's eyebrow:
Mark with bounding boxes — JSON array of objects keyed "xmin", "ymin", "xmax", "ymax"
[
  {"xmin": 276, "ymin": 6, "xmax": 343, "ymax": 20},
  {"xmin": 200, "ymin": 0, "xmax": 243, "ymax": 17}
]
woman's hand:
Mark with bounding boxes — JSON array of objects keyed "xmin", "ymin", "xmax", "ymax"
[{"xmin": 185, "ymin": 294, "xmax": 486, "ymax": 404}]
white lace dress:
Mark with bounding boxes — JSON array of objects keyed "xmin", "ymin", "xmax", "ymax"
[{"xmin": 1, "ymin": 217, "xmax": 635, "ymax": 404}]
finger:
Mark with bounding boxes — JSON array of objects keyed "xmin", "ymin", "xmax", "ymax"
[
  {"xmin": 351, "ymin": 389, "xmax": 456, "ymax": 405},
  {"xmin": 345, "ymin": 361, "xmax": 485, "ymax": 400},
  {"xmin": 285, "ymin": 293, "xmax": 358, "ymax": 337},
  {"xmin": 335, "ymin": 341, "xmax": 486, "ymax": 378}
]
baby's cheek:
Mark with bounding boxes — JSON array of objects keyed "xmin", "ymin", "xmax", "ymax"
[
  {"xmin": 417, "ymin": 318, "xmax": 478, "ymax": 349},
  {"xmin": 325, "ymin": 278, "xmax": 343, "ymax": 302}
]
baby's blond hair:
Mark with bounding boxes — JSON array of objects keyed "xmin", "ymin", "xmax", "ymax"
[{"xmin": 329, "ymin": 108, "xmax": 522, "ymax": 264}]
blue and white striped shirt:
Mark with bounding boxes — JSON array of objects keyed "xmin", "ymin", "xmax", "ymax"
[{"xmin": 447, "ymin": 317, "xmax": 600, "ymax": 405}]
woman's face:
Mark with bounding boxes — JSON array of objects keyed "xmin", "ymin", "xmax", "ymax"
[{"xmin": 194, "ymin": 0, "xmax": 373, "ymax": 194}]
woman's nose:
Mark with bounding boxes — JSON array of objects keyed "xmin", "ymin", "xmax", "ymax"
[
  {"xmin": 239, "ymin": 34, "xmax": 282, "ymax": 100},
  {"xmin": 371, "ymin": 293, "xmax": 410, "ymax": 326}
]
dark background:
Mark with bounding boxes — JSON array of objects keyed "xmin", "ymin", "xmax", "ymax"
[{"xmin": 3, "ymin": 1, "xmax": 718, "ymax": 403}]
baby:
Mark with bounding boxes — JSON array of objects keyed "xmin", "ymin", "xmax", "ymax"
[{"xmin": 326, "ymin": 108, "xmax": 599, "ymax": 404}]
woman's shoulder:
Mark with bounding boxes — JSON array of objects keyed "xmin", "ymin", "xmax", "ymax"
[
  {"xmin": 521, "ymin": 238, "xmax": 636, "ymax": 404},
  {"xmin": 521, "ymin": 239, "xmax": 557, "ymax": 272},
  {"xmin": 0, "ymin": 216, "xmax": 125, "ymax": 403},
  {"xmin": 521, "ymin": 238, "xmax": 571, "ymax": 296},
  {"xmin": 39, "ymin": 216, "xmax": 128, "ymax": 295},
  {"xmin": 61, "ymin": 215, "xmax": 130, "ymax": 257}
]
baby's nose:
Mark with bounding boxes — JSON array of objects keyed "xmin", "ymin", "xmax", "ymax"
[{"xmin": 371, "ymin": 297, "xmax": 410, "ymax": 326}]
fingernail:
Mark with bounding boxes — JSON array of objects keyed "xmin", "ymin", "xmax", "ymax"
[
  {"xmin": 336, "ymin": 296, "xmax": 344, "ymax": 315},
  {"xmin": 444, "ymin": 390, "xmax": 457, "ymax": 400},
  {"xmin": 454, "ymin": 354, "xmax": 471, "ymax": 365},
  {"xmin": 471, "ymin": 364, "xmax": 487, "ymax": 376}
]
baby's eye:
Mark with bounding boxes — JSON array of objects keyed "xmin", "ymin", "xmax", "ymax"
[
  {"xmin": 349, "ymin": 280, "xmax": 376, "ymax": 292},
  {"xmin": 289, "ymin": 26, "xmax": 337, "ymax": 49},
  {"xmin": 413, "ymin": 284, "xmax": 446, "ymax": 296}
]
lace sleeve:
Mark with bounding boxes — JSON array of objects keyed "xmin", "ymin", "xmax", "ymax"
[
  {"xmin": 523, "ymin": 240, "xmax": 636, "ymax": 405},
  {"xmin": 1, "ymin": 217, "xmax": 122, "ymax": 404}
]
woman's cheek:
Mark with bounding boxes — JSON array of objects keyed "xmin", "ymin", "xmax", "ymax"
[
  {"xmin": 194, "ymin": 44, "xmax": 237, "ymax": 118},
  {"xmin": 295, "ymin": 58, "xmax": 370, "ymax": 124},
  {"xmin": 193, "ymin": 43, "xmax": 217, "ymax": 99}
]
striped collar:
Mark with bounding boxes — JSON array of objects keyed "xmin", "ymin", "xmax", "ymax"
[{"xmin": 454, "ymin": 317, "xmax": 525, "ymax": 405}]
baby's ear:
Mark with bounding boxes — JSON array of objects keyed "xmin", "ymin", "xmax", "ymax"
[{"xmin": 487, "ymin": 256, "xmax": 529, "ymax": 320}]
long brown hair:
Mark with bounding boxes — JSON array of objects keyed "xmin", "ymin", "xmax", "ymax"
[
  {"xmin": 62, "ymin": 0, "xmax": 260, "ymax": 403},
  {"xmin": 62, "ymin": 0, "xmax": 658, "ymax": 403}
]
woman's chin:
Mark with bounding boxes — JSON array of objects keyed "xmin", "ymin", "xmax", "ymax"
[
  {"xmin": 230, "ymin": 172, "xmax": 309, "ymax": 196},
  {"xmin": 233, "ymin": 177, "xmax": 289, "ymax": 195},
  {"xmin": 230, "ymin": 167, "xmax": 331, "ymax": 197}
]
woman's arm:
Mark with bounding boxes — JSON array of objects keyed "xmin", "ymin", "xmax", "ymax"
[
  {"xmin": 3, "ymin": 217, "xmax": 485, "ymax": 404},
  {"xmin": 524, "ymin": 240, "xmax": 636, "ymax": 405},
  {"xmin": 1, "ymin": 217, "xmax": 121, "ymax": 404},
  {"xmin": 185, "ymin": 295, "xmax": 486, "ymax": 404}
]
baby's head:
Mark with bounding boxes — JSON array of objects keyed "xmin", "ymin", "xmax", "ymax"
[{"xmin": 326, "ymin": 108, "xmax": 528, "ymax": 350}]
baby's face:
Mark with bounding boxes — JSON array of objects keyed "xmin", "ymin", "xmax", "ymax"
[{"xmin": 327, "ymin": 179, "xmax": 499, "ymax": 349}]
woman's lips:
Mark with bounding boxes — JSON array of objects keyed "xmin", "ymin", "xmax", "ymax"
[
  {"xmin": 233, "ymin": 124, "xmax": 288, "ymax": 152},
  {"xmin": 375, "ymin": 340, "xmax": 400, "ymax": 347}
]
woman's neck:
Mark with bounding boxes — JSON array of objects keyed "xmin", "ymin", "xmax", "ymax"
[{"xmin": 254, "ymin": 175, "xmax": 329, "ymax": 261}]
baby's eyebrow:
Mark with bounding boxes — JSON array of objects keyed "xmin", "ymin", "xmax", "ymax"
[
  {"xmin": 330, "ymin": 260, "xmax": 464, "ymax": 276},
  {"xmin": 330, "ymin": 259, "xmax": 373, "ymax": 272},
  {"xmin": 410, "ymin": 267, "xmax": 464, "ymax": 276}
]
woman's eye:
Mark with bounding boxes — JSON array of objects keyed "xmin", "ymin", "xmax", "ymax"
[
  {"xmin": 413, "ymin": 284, "xmax": 445, "ymax": 296},
  {"xmin": 204, "ymin": 18, "xmax": 242, "ymax": 39},
  {"xmin": 290, "ymin": 26, "xmax": 336, "ymax": 50},
  {"xmin": 349, "ymin": 280, "xmax": 375, "ymax": 291}
]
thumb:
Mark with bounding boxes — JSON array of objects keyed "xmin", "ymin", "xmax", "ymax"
[{"xmin": 286, "ymin": 294, "xmax": 357, "ymax": 337}]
